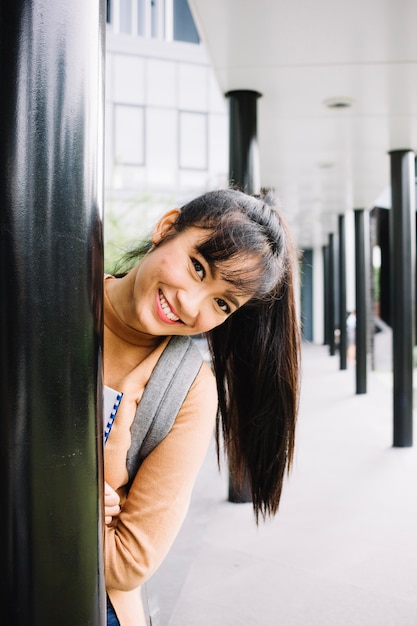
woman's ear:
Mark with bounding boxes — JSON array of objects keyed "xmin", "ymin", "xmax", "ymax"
[{"xmin": 151, "ymin": 209, "xmax": 180, "ymax": 245}]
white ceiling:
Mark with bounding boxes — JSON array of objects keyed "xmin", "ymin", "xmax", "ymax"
[{"xmin": 188, "ymin": 0, "xmax": 417, "ymax": 248}]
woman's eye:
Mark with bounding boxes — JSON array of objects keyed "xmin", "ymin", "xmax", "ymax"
[
  {"xmin": 215, "ymin": 298, "xmax": 231, "ymax": 315},
  {"xmin": 191, "ymin": 258, "xmax": 205, "ymax": 280}
]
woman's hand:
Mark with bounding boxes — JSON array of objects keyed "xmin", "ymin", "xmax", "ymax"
[{"xmin": 104, "ymin": 481, "xmax": 121, "ymax": 526}]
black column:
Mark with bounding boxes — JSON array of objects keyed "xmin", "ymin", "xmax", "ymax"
[
  {"xmin": 226, "ymin": 90, "xmax": 262, "ymax": 194},
  {"xmin": 0, "ymin": 1, "xmax": 106, "ymax": 624},
  {"xmin": 328, "ymin": 233, "xmax": 336, "ymax": 356},
  {"xmin": 323, "ymin": 244, "xmax": 330, "ymax": 345},
  {"xmin": 226, "ymin": 89, "xmax": 261, "ymax": 503},
  {"xmin": 354, "ymin": 209, "xmax": 370, "ymax": 394},
  {"xmin": 338, "ymin": 215, "xmax": 347, "ymax": 370},
  {"xmin": 389, "ymin": 149, "xmax": 415, "ymax": 447},
  {"xmin": 300, "ymin": 249, "xmax": 314, "ymax": 341}
]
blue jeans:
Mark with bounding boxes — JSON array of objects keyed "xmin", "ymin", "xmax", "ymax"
[{"xmin": 107, "ymin": 597, "xmax": 120, "ymax": 626}]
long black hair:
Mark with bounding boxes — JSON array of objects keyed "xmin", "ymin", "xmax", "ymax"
[{"xmin": 113, "ymin": 188, "xmax": 301, "ymax": 523}]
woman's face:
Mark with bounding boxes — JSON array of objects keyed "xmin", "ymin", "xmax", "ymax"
[{"xmin": 126, "ymin": 212, "xmax": 253, "ymax": 337}]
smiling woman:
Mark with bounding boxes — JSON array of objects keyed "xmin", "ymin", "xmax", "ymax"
[{"xmin": 103, "ymin": 187, "xmax": 301, "ymax": 626}]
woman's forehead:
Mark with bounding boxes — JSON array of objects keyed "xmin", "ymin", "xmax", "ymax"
[{"xmin": 214, "ymin": 256, "xmax": 267, "ymax": 296}]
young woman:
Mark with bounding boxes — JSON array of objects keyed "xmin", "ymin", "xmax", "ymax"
[{"xmin": 103, "ymin": 188, "xmax": 301, "ymax": 626}]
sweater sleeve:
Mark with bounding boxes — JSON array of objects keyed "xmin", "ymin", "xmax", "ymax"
[{"xmin": 104, "ymin": 360, "xmax": 217, "ymax": 592}]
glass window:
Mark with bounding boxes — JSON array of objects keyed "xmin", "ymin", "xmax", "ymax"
[
  {"xmin": 150, "ymin": 0, "xmax": 165, "ymax": 39},
  {"xmin": 151, "ymin": 0, "xmax": 157, "ymax": 38},
  {"xmin": 137, "ymin": 0, "xmax": 145, "ymax": 36},
  {"xmin": 120, "ymin": 0, "xmax": 132, "ymax": 34},
  {"xmin": 173, "ymin": 0, "xmax": 200, "ymax": 44}
]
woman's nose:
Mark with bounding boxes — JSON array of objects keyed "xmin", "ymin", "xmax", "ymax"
[{"xmin": 176, "ymin": 288, "xmax": 202, "ymax": 324}]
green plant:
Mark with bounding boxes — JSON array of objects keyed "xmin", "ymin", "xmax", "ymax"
[{"xmin": 103, "ymin": 192, "xmax": 174, "ymax": 272}]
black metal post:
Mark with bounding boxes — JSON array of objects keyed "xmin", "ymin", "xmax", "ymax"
[
  {"xmin": 389, "ymin": 149, "xmax": 415, "ymax": 447},
  {"xmin": 300, "ymin": 249, "xmax": 314, "ymax": 341},
  {"xmin": 338, "ymin": 214, "xmax": 347, "ymax": 370},
  {"xmin": 354, "ymin": 209, "xmax": 370, "ymax": 394},
  {"xmin": 0, "ymin": 1, "xmax": 106, "ymax": 624},
  {"xmin": 226, "ymin": 90, "xmax": 262, "ymax": 194},
  {"xmin": 328, "ymin": 233, "xmax": 336, "ymax": 356},
  {"xmin": 323, "ymin": 244, "xmax": 330, "ymax": 345},
  {"xmin": 226, "ymin": 89, "xmax": 262, "ymax": 503}
]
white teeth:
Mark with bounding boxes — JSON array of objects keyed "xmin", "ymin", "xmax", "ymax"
[{"xmin": 159, "ymin": 291, "xmax": 180, "ymax": 321}]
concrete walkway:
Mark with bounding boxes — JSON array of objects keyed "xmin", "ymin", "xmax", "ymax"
[{"xmin": 152, "ymin": 342, "xmax": 417, "ymax": 626}]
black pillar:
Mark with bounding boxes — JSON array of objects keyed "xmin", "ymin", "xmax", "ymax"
[
  {"xmin": 226, "ymin": 90, "xmax": 262, "ymax": 194},
  {"xmin": 354, "ymin": 209, "xmax": 370, "ymax": 394},
  {"xmin": 226, "ymin": 89, "xmax": 261, "ymax": 503},
  {"xmin": 338, "ymin": 215, "xmax": 347, "ymax": 370},
  {"xmin": 300, "ymin": 249, "xmax": 314, "ymax": 341},
  {"xmin": 389, "ymin": 149, "xmax": 415, "ymax": 447},
  {"xmin": 323, "ymin": 244, "xmax": 330, "ymax": 345},
  {"xmin": 375, "ymin": 207, "xmax": 391, "ymax": 326},
  {"xmin": 0, "ymin": 1, "xmax": 106, "ymax": 624},
  {"xmin": 328, "ymin": 233, "xmax": 336, "ymax": 356}
]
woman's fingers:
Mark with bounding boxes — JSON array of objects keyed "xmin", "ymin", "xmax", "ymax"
[{"xmin": 104, "ymin": 481, "xmax": 121, "ymax": 525}]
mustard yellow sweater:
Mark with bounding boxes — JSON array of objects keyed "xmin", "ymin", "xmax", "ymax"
[{"xmin": 103, "ymin": 277, "xmax": 218, "ymax": 625}]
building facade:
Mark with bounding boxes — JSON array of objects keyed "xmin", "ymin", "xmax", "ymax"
[{"xmin": 104, "ymin": 0, "xmax": 229, "ymax": 266}]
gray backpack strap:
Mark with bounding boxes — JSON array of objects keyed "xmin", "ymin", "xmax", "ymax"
[
  {"xmin": 126, "ymin": 336, "xmax": 204, "ymax": 626},
  {"xmin": 126, "ymin": 335, "xmax": 203, "ymax": 486}
]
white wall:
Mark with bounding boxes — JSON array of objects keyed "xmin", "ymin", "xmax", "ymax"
[{"xmin": 104, "ymin": 32, "xmax": 229, "ymax": 256}]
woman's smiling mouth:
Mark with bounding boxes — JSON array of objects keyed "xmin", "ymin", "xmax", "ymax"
[{"xmin": 158, "ymin": 290, "xmax": 182, "ymax": 323}]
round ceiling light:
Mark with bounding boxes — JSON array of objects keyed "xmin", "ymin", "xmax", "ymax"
[{"xmin": 323, "ymin": 97, "xmax": 354, "ymax": 109}]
